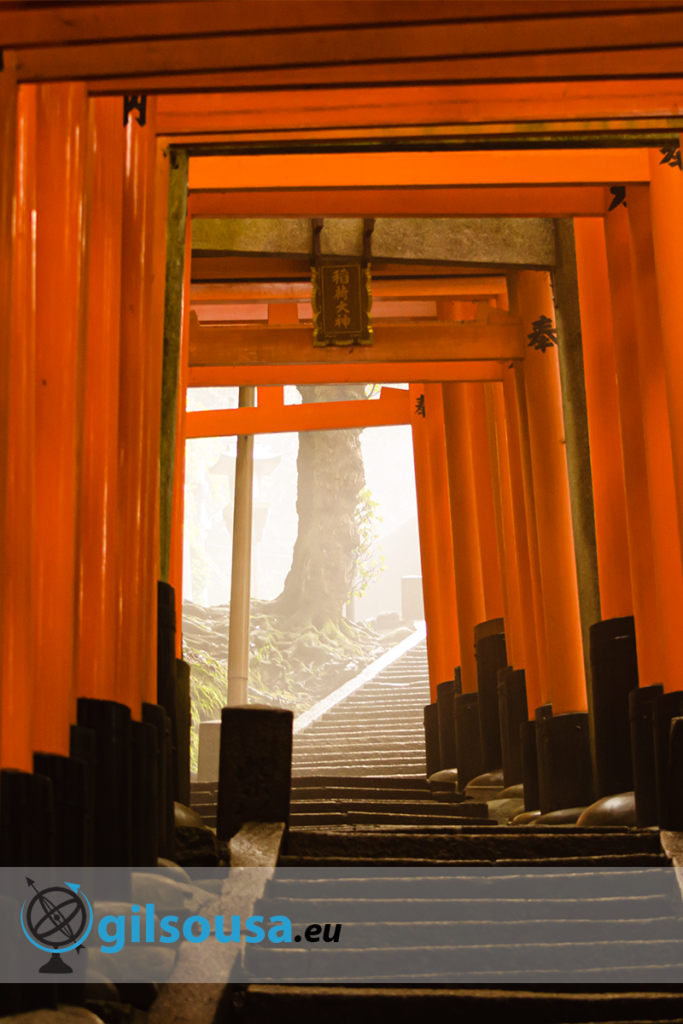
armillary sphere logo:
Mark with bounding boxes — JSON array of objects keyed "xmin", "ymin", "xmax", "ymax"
[{"xmin": 20, "ymin": 876, "xmax": 93, "ymax": 974}]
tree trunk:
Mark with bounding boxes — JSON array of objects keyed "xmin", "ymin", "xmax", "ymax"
[{"xmin": 267, "ymin": 384, "xmax": 366, "ymax": 628}]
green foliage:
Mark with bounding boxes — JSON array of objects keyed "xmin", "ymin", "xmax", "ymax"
[
  {"xmin": 349, "ymin": 485, "xmax": 385, "ymax": 600},
  {"xmin": 182, "ymin": 641, "xmax": 226, "ymax": 774}
]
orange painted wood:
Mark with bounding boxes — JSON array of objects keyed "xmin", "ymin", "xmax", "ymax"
[
  {"xmin": 117, "ymin": 98, "xmax": 160, "ymax": 718},
  {"xmin": 574, "ymin": 218, "xmax": 633, "ymax": 621},
  {"xmin": 170, "ymin": 218, "xmax": 192, "ymax": 658},
  {"xmin": 191, "ymin": 277, "xmax": 507, "ymax": 303},
  {"xmin": 410, "ymin": 383, "xmax": 459, "ymax": 701},
  {"xmin": 189, "ymin": 150, "xmax": 650, "ymax": 191},
  {"xmin": 77, "ymin": 97, "xmax": 124, "ymax": 702},
  {"xmin": 501, "ymin": 366, "xmax": 543, "ymax": 714},
  {"xmin": 517, "ymin": 271, "xmax": 586, "ymax": 714},
  {"xmin": 467, "ymin": 384, "xmax": 505, "ymax": 621},
  {"xmin": 648, "ymin": 145, "xmax": 683, "ymax": 629},
  {"xmin": 34, "ymin": 82, "xmax": 89, "ymax": 755},
  {"xmin": 442, "ymin": 382, "xmax": 486, "ymax": 693},
  {"xmin": 189, "ymin": 315, "xmax": 525, "ymax": 368},
  {"xmin": 16, "ymin": 10, "xmax": 683, "ymax": 84},
  {"xmin": 188, "ymin": 187, "xmax": 608, "ymax": 219},
  {"xmin": 164, "ymin": 79, "xmax": 683, "ymax": 137},
  {"xmin": 603, "ymin": 205, "xmax": 664, "ymax": 686},
  {"xmin": 627, "ymin": 184, "xmax": 683, "ymax": 693},
  {"xmin": 2, "ymin": 83, "xmax": 35, "ymax": 771},
  {"xmin": 186, "ymin": 386, "xmax": 410, "ymax": 438},
  {"xmin": 188, "ymin": 362, "xmax": 505, "ymax": 388},
  {"xmin": 5, "ymin": 2, "xmax": 677, "ymax": 48},
  {"xmin": 486, "ymin": 382, "xmax": 525, "ymax": 670},
  {"xmin": 0, "ymin": 61, "xmax": 18, "ymax": 768}
]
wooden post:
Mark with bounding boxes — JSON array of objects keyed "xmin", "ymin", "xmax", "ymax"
[
  {"xmin": 410, "ymin": 382, "xmax": 459, "ymax": 700},
  {"xmin": 573, "ymin": 218, "xmax": 633, "ymax": 621},
  {"xmin": 627, "ymin": 185, "xmax": 683, "ymax": 693},
  {"xmin": 117, "ymin": 97, "xmax": 160, "ymax": 718},
  {"xmin": 169, "ymin": 218, "xmax": 192, "ymax": 656},
  {"xmin": 648, "ymin": 146, "xmax": 683, "ymax": 589},
  {"xmin": 159, "ymin": 148, "xmax": 189, "ymax": 583},
  {"xmin": 442, "ymin": 382, "xmax": 486, "ymax": 694},
  {"xmin": 77, "ymin": 96, "xmax": 124, "ymax": 702},
  {"xmin": 2, "ymin": 82, "xmax": 34, "ymax": 770},
  {"xmin": 467, "ymin": 384, "xmax": 505, "ymax": 620},
  {"xmin": 552, "ymin": 218, "xmax": 601, "ymax": 683},
  {"xmin": 517, "ymin": 270, "xmax": 586, "ymax": 715},
  {"xmin": 603, "ymin": 205, "xmax": 664, "ymax": 686},
  {"xmin": 500, "ymin": 367, "xmax": 543, "ymax": 714},
  {"xmin": 227, "ymin": 386, "xmax": 256, "ymax": 707},
  {"xmin": 34, "ymin": 83, "xmax": 89, "ymax": 756}
]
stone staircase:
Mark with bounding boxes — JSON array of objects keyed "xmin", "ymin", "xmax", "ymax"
[{"xmin": 190, "ymin": 635, "xmax": 683, "ymax": 1014}]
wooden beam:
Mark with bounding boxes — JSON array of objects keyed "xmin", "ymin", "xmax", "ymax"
[
  {"xmin": 189, "ymin": 150, "xmax": 650, "ymax": 191},
  {"xmin": 188, "ymin": 187, "xmax": 608, "ymax": 219},
  {"xmin": 187, "ymin": 361, "xmax": 505, "ymax": 387},
  {"xmin": 190, "ymin": 256, "xmax": 508, "ymax": 281},
  {"xmin": 190, "ymin": 277, "xmax": 507, "ymax": 303},
  {"xmin": 185, "ymin": 385, "xmax": 411, "ymax": 438},
  {"xmin": 159, "ymin": 80, "xmax": 683, "ymax": 137},
  {"xmin": 189, "ymin": 307, "xmax": 526, "ymax": 367},
  {"xmin": 14, "ymin": 9, "xmax": 683, "ymax": 85}
]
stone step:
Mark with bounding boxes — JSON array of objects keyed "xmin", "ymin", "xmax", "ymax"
[
  {"xmin": 290, "ymin": 812, "xmax": 490, "ymax": 827},
  {"xmin": 226, "ymin": 986, "xmax": 683, "ymax": 1024},
  {"xmin": 289, "ymin": 799, "xmax": 482, "ymax": 816},
  {"xmin": 290, "ymin": 775, "xmax": 429, "ymax": 789}
]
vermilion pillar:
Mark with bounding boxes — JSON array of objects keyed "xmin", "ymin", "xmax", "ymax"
[
  {"xmin": 467, "ymin": 385, "xmax": 505, "ymax": 621},
  {"xmin": 627, "ymin": 185, "xmax": 683, "ymax": 692},
  {"xmin": 573, "ymin": 219, "xmax": 632, "ymax": 621},
  {"xmin": 442, "ymin": 382, "xmax": 486, "ymax": 693},
  {"xmin": 648, "ymin": 147, "xmax": 683, "ymax": 590},
  {"xmin": 77, "ymin": 97, "xmax": 124, "ymax": 702},
  {"xmin": 517, "ymin": 271, "xmax": 586, "ymax": 714},
  {"xmin": 2, "ymin": 85, "xmax": 35, "ymax": 770},
  {"xmin": 487, "ymin": 382, "xmax": 525, "ymax": 672},
  {"xmin": 169, "ymin": 219, "xmax": 192, "ymax": 657},
  {"xmin": 34, "ymin": 83, "xmax": 89, "ymax": 755},
  {"xmin": 410, "ymin": 382, "xmax": 459, "ymax": 700},
  {"xmin": 0, "ymin": 59, "xmax": 18, "ymax": 766},
  {"xmin": 603, "ymin": 205, "xmax": 664, "ymax": 685},
  {"xmin": 117, "ymin": 98, "xmax": 163, "ymax": 717},
  {"xmin": 500, "ymin": 366, "xmax": 543, "ymax": 712}
]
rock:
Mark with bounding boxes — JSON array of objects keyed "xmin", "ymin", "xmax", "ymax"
[
  {"xmin": 499, "ymin": 783, "xmax": 524, "ymax": 799},
  {"xmin": 174, "ymin": 803, "xmax": 205, "ymax": 829},
  {"xmin": 428, "ymin": 768, "xmax": 458, "ymax": 787},
  {"xmin": 576, "ymin": 791, "xmax": 636, "ymax": 827},
  {"xmin": 155, "ymin": 860, "xmax": 192, "ymax": 885},
  {"xmin": 131, "ymin": 873, "xmax": 194, "ymax": 910},
  {"xmin": 3, "ymin": 1013, "xmax": 105, "ymax": 1024},
  {"xmin": 83, "ymin": 1005, "xmax": 145, "ymax": 1024},
  {"xmin": 511, "ymin": 810, "xmax": 543, "ymax": 825},
  {"xmin": 173, "ymin": 826, "xmax": 219, "ymax": 868},
  {"xmin": 534, "ymin": 806, "xmax": 587, "ymax": 825},
  {"xmin": 228, "ymin": 821, "xmax": 285, "ymax": 867},
  {"xmin": 87, "ymin": 948, "xmax": 176, "ymax": 984},
  {"xmin": 380, "ymin": 627, "xmax": 414, "ymax": 645},
  {"xmin": 487, "ymin": 797, "xmax": 525, "ymax": 824},
  {"xmin": 372, "ymin": 611, "xmax": 403, "ymax": 632},
  {"xmin": 84, "ymin": 977, "xmax": 121, "ymax": 1004}
]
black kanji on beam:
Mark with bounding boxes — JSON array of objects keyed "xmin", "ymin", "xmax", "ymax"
[
  {"xmin": 415, "ymin": 394, "xmax": 426, "ymax": 417},
  {"xmin": 607, "ymin": 186, "xmax": 627, "ymax": 211},
  {"xmin": 527, "ymin": 315, "xmax": 557, "ymax": 353},
  {"xmin": 659, "ymin": 145, "xmax": 682, "ymax": 170}
]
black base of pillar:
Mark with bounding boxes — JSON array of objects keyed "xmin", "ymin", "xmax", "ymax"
[
  {"xmin": 520, "ymin": 720, "xmax": 540, "ymax": 812},
  {"xmin": 654, "ymin": 690, "xmax": 683, "ymax": 829},
  {"xmin": 436, "ymin": 676, "xmax": 460, "ymax": 771},
  {"xmin": 498, "ymin": 668, "xmax": 527, "ymax": 787},
  {"xmin": 454, "ymin": 693, "xmax": 484, "ymax": 793},
  {"xmin": 537, "ymin": 712, "xmax": 593, "ymax": 814},
  {"xmin": 0, "ymin": 769, "xmax": 55, "ymax": 867},
  {"xmin": 142, "ymin": 703, "xmax": 168, "ymax": 861},
  {"xmin": 589, "ymin": 616, "xmax": 637, "ymax": 798},
  {"xmin": 535, "ymin": 703, "xmax": 553, "ymax": 813},
  {"xmin": 77, "ymin": 698, "xmax": 131, "ymax": 867},
  {"xmin": 474, "ymin": 622, "xmax": 507, "ymax": 772},
  {"xmin": 424, "ymin": 703, "xmax": 441, "ymax": 777},
  {"xmin": 629, "ymin": 685, "xmax": 664, "ymax": 827},
  {"xmin": 667, "ymin": 717, "xmax": 683, "ymax": 831},
  {"xmin": 131, "ymin": 721, "xmax": 158, "ymax": 867},
  {"xmin": 33, "ymin": 753, "xmax": 87, "ymax": 867},
  {"xmin": 70, "ymin": 725, "xmax": 96, "ymax": 866}
]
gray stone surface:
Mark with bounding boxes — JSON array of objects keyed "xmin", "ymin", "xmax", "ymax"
[
  {"xmin": 173, "ymin": 825, "xmax": 219, "ymax": 867},
  {"xmin": 3, "ymin": 1014, "xmax": 105, "ymax": 1024},
  {"xmin": 217, "ymin": 704, "xmax": 293, "ymax": 841},
  {"xmin": 229, "ymin": 821, "xmax": 285, "ymax": 867},
  {"xmin": 487, "ymin": 797, "xmax": 525, "ymax": 824},
  {"xmin": 192, "ymin": 216, "xmax": 556, "ymax": 266},
  {"xmin": 197, "ymin": 720, "xmax": 220, "ymax": 783}
]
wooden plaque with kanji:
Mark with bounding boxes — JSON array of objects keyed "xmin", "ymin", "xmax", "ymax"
[{"xmin": 311, "ymin": 256, "xmax": 373, "ymax": 347}]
